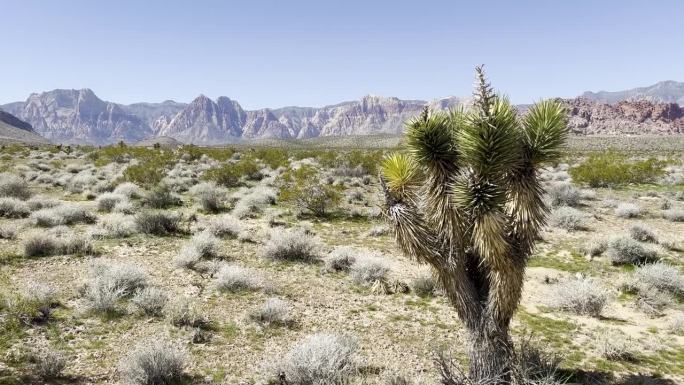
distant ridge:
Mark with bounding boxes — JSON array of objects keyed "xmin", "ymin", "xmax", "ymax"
[
  {"xmin": 582, "ymin": 80, "xmax": 684, "ymax": 105},
  {"xmin": 2, "ymin": 80, "xmax": 683, "ymax": 144}
]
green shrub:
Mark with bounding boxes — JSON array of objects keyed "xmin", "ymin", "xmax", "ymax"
[
  {"xmin": 569, "ymin": 152, "xmax": 667, "ymax": 187},
  {"xmin": 202, "ymin": 158, "xmax": 261, "ymax": 187},
  {"xmin": 122, "ymin": 158, "xmax": 170, "ymax": 187},
  {"xmin": 180, "ymin": 145, "xmax": 235, "ymax": 161},
  {"xmin": 278, "ymin": 165, "xmax": 341, "ymax": 217},
  {"xmin": 253, "ymin": 148, "xmax": 289, "ymax": 169}
]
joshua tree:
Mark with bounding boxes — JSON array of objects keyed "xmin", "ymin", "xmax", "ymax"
[{"xmin": 380, "ymin": 66, "xmax": 567, "ymax": 384}]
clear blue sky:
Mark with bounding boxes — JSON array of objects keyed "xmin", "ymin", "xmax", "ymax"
[{"xmin": 2, "ymin": 0, "xmax": 681, "ymax": 109}]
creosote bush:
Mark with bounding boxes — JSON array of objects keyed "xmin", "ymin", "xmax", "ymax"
[
  {"xmin": 261, "ymin": 229, "xmax": 322, "ymax": 263},
  {"xmin": 278, "ymin": 165, "xmax": 341, "ymax": 217},
  {"xmin": 118, "ymin": 338, "xmax": 187, "ymax": 385},
  {"xmin": 569, "ymin": 152, "xmax": 667, "ymax": 187},
  {"xmin": 277, "ymin": 333, "xmax": 358, "ymax": 385}
]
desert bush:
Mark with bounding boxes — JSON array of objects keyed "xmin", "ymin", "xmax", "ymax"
[
  {"xmin": 59, "ymin": 234, "xmax": 95, "ymax": 255},
  {"xmin": 0, "ymin": 223, "xmax": 19, "ymax": 239},
  {"xmin": 549, "ymin": 277, "xmax": 608, "ymax": 317},
  {"xmin": 579, "ymin": 238, "xmax": 608, "ymax": 258},
  {"xmin": 596, "ymin": 330, "xmax": 635, "ymax": 361},
  {"xmin": 204, "ymin": 214, "xmax": 243, "ymax": 238},
  {"xmin": 350, "ymin": 253, "xmax": 390, "ymax": 285},
  {"xmin": 633, "ymin": 262, "xmax": 684, "ymax": 295},
  {"xmin": 118, "ymin": 338, "xmax": 187, "ymax": 385},
  {"xmin": 232, "ymin": 187, "xmax": 277, "ymax": 218},
  {"xmin": 261, "ymin": 229, "xmax": 322, "ymax": 263},
  {"xmin": 614, "ymin": 203, "xmax": 642, "ymax": 218},
  {"xmin": 98, "ymin": 213, "xmax": 137, "ymax": 238},
  {"xmin": 248, "ymin": 298, "xmax": 293, "ymax": 326},
  {"xmin": 189, "ymin": 182, "xmax": 225, "ymax": 212},
  {"xmin": 279, "ymin": 165, "xmax": 341, "ymax": 217},
  {"xmin": 132, "ymin": 287, "xmax": 169, "ymax": 316},
  {"xmin": 175, "ymin": 231, "xmax": 221, "ymax": 269},
  {"xmin": 606, "ymin": 236, "xmax": 658, "ymax": 265},
  {"xmin": 411, "ymin": 272, "xmax": 437, "ymax": 297},
  {"xmin": 636, "ymin": 286, "xmax": 673, "ymax": 317},
  {"xmin": 548, "ymin": 182, "xmax": 581, "ymax": 207},
  {"xmin": 662, "ymin": 209, "xmax": 684, "ymax": 222},
  {"xmin": 215, "ymin": 265, "xmax": 262, "ymax": 292},
  {"xmin": 81, "ymin": 276, "xmax": 126, "ymax": 313},
  {"xmin": 0, "ymin": 172, "xmax": 31, "ymax": 199},
  {"xmin": 33, "ymin": 347, "xmax": 67, "ymax": 379},
  {"xmin": 26, "ymin": 197, "xmax": 61, "ymax": 211},
  {"xmin": 113, "ymin": 182, "xmax": 142, "ymax": 198},
  {"xmin": 325, "ymin": 247, "xmax": 357, "ymax": 272},
  {"xmin": 32, "ymin": 204, "xmax": 97, "ymax": 227},
  {"xmin": 629, "ymin": 223, "xmax": 657, "ymax": 243},
  {"xmin": 96, "ymin": 192, "xmax": 127, "ymax": 212},
  {"xmin": 135, "ymin": 210, "xmax": 182, "ymax": 235},
  {"xmin": 202, "ymin": 158, "xmax": 260, "ymax": 187},
  {"xmin": 569, "ymin": 153, "xmax": 667, "ymax": 187},
  {"xmin": 0, "ymin": 197, "xmax": 31, "ymax": 218},
  {"xmin": 24, "ymin": 233, "xmax": 59, "ymax": 257},
  {"xmin": 141, "ymin": 184, "xmax": 181, "ymax": 209},
  {"xmin": 13, "ymin": 282, "xmax": 59, "ymax": 322},
  {"xmin": 277, "ymin": 333, "xmax": 358, "ymax": 385},
  {"xmin": 166, "ymin": 297, "xmax": 208, "ymax": 328},
  {"xmin": 91, "ymin": 261, "xmax": 149, "ymax": 296},
  {"xmin": 550, "ymin": 207, "xmax": 587, "ymax": 231}
]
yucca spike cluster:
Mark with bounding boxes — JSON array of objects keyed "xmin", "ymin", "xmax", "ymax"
[{"xmin": 380, "ymin": 67, "xmax": 568, "ymax": 383}]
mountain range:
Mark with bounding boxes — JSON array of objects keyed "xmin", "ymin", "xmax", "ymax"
[{"xmin": 2, "ymin": 80, "xmax": 683, "ymax": 145}]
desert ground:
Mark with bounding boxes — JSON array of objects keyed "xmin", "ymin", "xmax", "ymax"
[{"xmin": 0, "ymin": 136, "xmax": 682, "ymax": 385}]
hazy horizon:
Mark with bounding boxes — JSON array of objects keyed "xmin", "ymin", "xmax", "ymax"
[{"xmin": 3, "ymin": 0, "xmax": 683, "ymax": 109}]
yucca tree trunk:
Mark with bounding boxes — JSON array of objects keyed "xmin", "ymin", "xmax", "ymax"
[{"xmin": 467, "ymin": 321, "xmax": 513, "ymax": 384}]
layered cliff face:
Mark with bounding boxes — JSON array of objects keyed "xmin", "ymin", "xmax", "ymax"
[
  {"xmin": 6, "ymin": 89, "xmax": 151, "ymax": 144},
  {"xmin": 155, "ymin": 95, "xmax": 247, "ymax": 143},
  {"xmin": 563, "ymin": 98, "xmax": 684, "ymax": 135}
]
